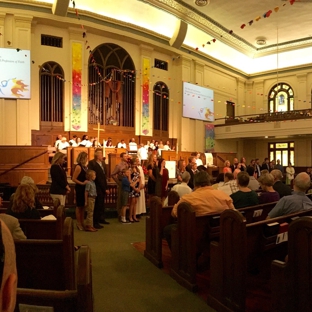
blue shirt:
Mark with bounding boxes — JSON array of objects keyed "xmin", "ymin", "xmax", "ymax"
[
  {"xmin": 122, "ymin": 176, "xmax": 130, "ymax": 192},
  {"xmin": 268, "ymin": 191, "xmax": 312, "ymax": 218},
  {"xmin": 85, "ymin": 181, "xmax": 97, "ymax": 197}
]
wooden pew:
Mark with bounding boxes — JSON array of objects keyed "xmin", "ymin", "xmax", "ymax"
[
  {"xmin": 238, "ymin": 201, "xmax": 277, "ymax": 223},
  {"xmin": 144, "ymin": 200, "xmax": 276, "ymax": 273},
  {"xmin": 170, "ymin": 203, "xmax": 221, "ymax": 292},
  {"xmin": 15, "ymin": 245, "xmax": 93, "ymax": 312},
  {"xmin": 168, "ymin": 201, "xmax": 278, "ymax": 293},
  {"xmin": 15, "ymin": 217, "xmax": 75, "ymax": 291},
  {"xmin": 19, "ymin": 205, "xmax": 66, "ymax": 239},
  {"xmin": 271, "ymin": 216, "xmax": 312, "ymax": 312},
  {"xmin": 207, "ymin": 208, "xmax": 312, "ymax": 312},
  {"xmin": 144, "ymin": 197, "xmax": 174, "ymax": 268}
]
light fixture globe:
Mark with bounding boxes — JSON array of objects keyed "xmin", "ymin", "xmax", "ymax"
[
  {"xmin": 256, "ymin": 37, "xmax": 267, "ymax": 46},
  {"xmin": 194, "ymin": 0, "xmax": 210, "ymax": 6}
]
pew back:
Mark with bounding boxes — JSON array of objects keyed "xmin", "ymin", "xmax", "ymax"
[
  {"xmin": 271, "ymin": 216, "xmax": 312, "ymax": 312},
  {"xmin": 15, "ymin": 245, "xmax": 93, "ymax": 312},
  {"xmin": 144, "ymin": 196, "xmax": 173, "ymax": 268},
  {"xmin": 208, "ymin": 208, "xmax": 312, "ymax": 312},
  {"xmin": 15, "ymin": 217, "xmax": 75, "ymax": 291},
  {"xmin": 19, "ymin": 205, "xmax": 65, "ymax": 239}
]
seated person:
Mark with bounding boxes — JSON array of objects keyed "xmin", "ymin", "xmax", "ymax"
[
  {"xmin": 230, "ymin": 171, "xmax": 259, "ymax": 208},
  {"xmin": 0, "ymin": 215, "xmax": 26, "ymax": 240},
  {"xmin": 267, "ymin": 172, "xmax": 312, "ymax": 219},
  {"xmin": 117, "ymin": 139, "xmax": 127, "ymax": 149},
  {"xmin": 0, "ymin": 198, "xmax": 26, "ymax": 239},
  {"xmin": 246, "ymin": 166, "xmax": 260, "ymax": 191},
  {"xmin": 0, "ymin": 220, "xmax": 18, "ymax": 312},
  {"xmin": 218, "ymin": 172, "xmax": 239, "ymax": 195},
  {"xmin": 9, "ymin": 176, "xmax": 43, "ymax": 210},
  {"xmin": 7, "ymin": 184, "xmax": 40, "ymax": 219},
  {"xmin": 56, "ymin": 137, "xmax": 69, "ymax": 151},
  {"xmin": 258, "ymin": 173, "xmax": 280, "ymax": 204},
  {"xmin": 164, "ymin": 171, "xmax": 234, "ymax": 248},
  {"xmin": 171, "ymin": 171, "xmax": 234, "ymax": 218},
  {"xmin": 271, "ymin": 169, "xmax": 292, "ymax": 198},
  {"xmin": 163, "ymin": 171, "xmax": 192, "ymax": 206}
]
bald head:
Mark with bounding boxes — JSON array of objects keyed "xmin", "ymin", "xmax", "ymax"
[
  {"xmin": 0, "ymin": 220, "xmax": 17, "ymax": 312},
  {"xmin": 294, "ymin": 172, "xmax": 311, "ymax": 192}
]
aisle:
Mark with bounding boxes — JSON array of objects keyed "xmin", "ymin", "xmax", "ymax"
[{"xmin": 74, "ymin": 216, "xmax": 215, "ymax": 312}]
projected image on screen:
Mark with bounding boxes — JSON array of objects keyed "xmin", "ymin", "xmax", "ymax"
[
  {"xmin": 183, "ymin": 82, "xmax": 214, "ymax": 121},
  {"xmin": 0, "ymin": 48, "xmax": 31, "ymax": 99}
]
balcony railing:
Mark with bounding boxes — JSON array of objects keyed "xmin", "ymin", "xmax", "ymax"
[{"xmin": 215, "ymin": 109, "xmax": 312, "ymax": 126}]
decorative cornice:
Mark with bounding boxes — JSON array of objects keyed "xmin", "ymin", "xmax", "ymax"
[{"xmin": 142, "ymin": 0, "xmax": 312, "ymax": 57}]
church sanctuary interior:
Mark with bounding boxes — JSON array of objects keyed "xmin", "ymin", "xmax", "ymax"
[{"xmin": 1, "ymin": 0, "xmax": 312, "ymax": 311}]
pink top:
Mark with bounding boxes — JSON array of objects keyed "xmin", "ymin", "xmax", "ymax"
[{"xmin": 223, "ymin": 167, "xmax": 232, "ymax": 174}]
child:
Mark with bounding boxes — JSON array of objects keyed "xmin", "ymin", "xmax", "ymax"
[
  {"xmin": 129, "ymin": 161, "xmax": 141, "ymax": 222},
  {"xmin": 120, "ymin": 168, "xmax": 131, "ymax": 224},
  {"xmin": 84, "ymin": 170, "xmax": 97, "ymax": 232}
]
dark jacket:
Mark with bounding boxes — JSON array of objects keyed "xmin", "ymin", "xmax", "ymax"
[
  {"xmin": 88, "ymin": 159, "xmax": 108, "ymax": 194},
  {"xmin": 273, "ymin": 180, "xmax": 292, "ymax": 198},
  {"xmin": 50, "ymin": 164, "xmax": 68, "ymax": 195}
]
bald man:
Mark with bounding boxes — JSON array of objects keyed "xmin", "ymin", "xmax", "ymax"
[
  {"xmin": 0, "ymin": 220, "xmax": 17, "ymax": 312},
  {"xmin": 267, "ymin": 172, "xmax": 312, "ymax": 219}
]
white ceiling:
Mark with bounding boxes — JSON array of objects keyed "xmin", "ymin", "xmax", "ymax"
[
  {"xmin": 181, "ymin": 0, "xmax": 312, "ymax": 52},
  {"xmin": 18, "ymin": 0, "xmax": 312, "ymax": 74}
]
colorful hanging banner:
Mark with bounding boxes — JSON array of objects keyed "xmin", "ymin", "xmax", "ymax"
[
  {"xmin": 205, "ymin": 124, "xmax": 215, "ymax": 152},
  {"xmin": 71, "ymin": 42, "xmax": 82, "ymax": 130},
  {"xmin": 142, "ymin": 57, "xmax": 150, "ymax": 135}
]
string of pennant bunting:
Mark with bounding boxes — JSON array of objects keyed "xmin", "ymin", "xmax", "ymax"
[
  {"xmin": 193, "ymin": 0, "xmax": 297, "ymax": 51},
  {"xmin": 1, "ymin": 0, "xmax": 310, "ymax": 110}
]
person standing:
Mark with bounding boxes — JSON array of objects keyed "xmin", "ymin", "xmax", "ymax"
[
  {"xmin": 111, "ymin": 152, "xmax": 130, "ymax": 220},
  {"xmin": 84, "ymin": 170, "xmax": 97, "ymax": 232},
  {"xmin": 286, "ymin": 162, "xmax": 295, "ymax": 186},
  {"xmin": 50, "ymin": 152, "xmax": 70, "ymax": 206},
  {"xmin": 135, "ymin": 157, "xmax": 146, "ymax": 217},
  {"xmin": 129, "ymin": 162, "xmax": 141, "ymax": 222},
  {"xmin": 72, "ymin": 151, "xmax": 88, "ymax": 231},
  {"xmin": 155, "ymin": 158, "xmax": 169, "ymax": 204},
  {"xmin": 88, "ymin": 148, "xmax": 109, "ymax": 229}
]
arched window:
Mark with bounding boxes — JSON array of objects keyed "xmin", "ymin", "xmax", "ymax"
[
  {"xmin": 153, "ymin": 82, "xmax": 169, "ymax": 132},
  {"xmin": 40, "ymin": 61, "xmax": 64, "ymax": 125},
  {"xmin": 268, "ymin": 83, "xmax": 294, "ymax": 112},
  {"xmin": 88, "ymin": 43, "xmax": 135, "ymax": 127}
]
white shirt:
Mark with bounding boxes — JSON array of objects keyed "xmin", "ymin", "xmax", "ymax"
[
  {"xmin": 163, "ymin": 182, "xmax": 192, "ymax": 206},
  {"xmin": 129, "ymin": 142, "xmax": 137, "ymax": 151},
  {"xmin": 57, "ymin": 141, "xmax": 69, "ymax": 150},
  {"xmin": 163, "ymin": 145, "xmax": 171, "ymax": 151},
  {"xmin": 54, "ymin": 139, "xmax": 62, "ymax": 148},
  {"xmin": 117, "ymin": 142, "xmax": 127, "ymax": 148},
  {"xmin": 69, "ymin": 139, "xmax": 77, "ymax": 147},
  {"xmin": 85, "ymin": 140, "xmax": 93, "ymax": 147},
  {"xmin": 196, "ymin": 158, "xmax": 203, "ymax": 166},
  {"xmin": 137, "ymin": 147, "xmax": 148, "ymax": 161}
]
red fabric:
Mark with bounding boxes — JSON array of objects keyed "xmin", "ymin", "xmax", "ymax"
[{"xmin": 161, "ymin": 168, "xmax": 169, "ymax": 198}]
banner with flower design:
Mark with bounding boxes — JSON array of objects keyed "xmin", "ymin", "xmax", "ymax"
[
  {"xmin": 71, "ymin": 42, "xmax": 82, "ymax": 130},
  {"xmin": 205, "ymin": 124, "xmax": 215, "ymax": 152},
  {"xmin": 142, "ymin": 57, "xmax": 150, "ymax": 135}
]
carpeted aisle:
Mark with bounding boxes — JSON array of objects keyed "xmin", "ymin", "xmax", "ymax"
[{"xmin": 74, "ymin": 216, "xmax": 216, "ymax": 312}]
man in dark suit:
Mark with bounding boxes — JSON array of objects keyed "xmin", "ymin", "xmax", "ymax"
[
  {"xmin": 261, "ymin": 157, "xmax": 270, "ymax": 172},
  {"xmin": 88, "ymin": 148, "xmax": 109, "ymax": 229},
  {"xmin": 186, "ymin": 156, "xmax": 198, "ymax": 190},
  {"xmin": 271, "ymin": 169, "xmax": 292, "ymax": 198},
  {"xmin": 230, "ymin": 158, "xmax": 239, "ymax": 173}
]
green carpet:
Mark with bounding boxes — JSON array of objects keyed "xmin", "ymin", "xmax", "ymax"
[{"xmin": 74, "ymin": 216, "xmax": 216, "ymax": 312}]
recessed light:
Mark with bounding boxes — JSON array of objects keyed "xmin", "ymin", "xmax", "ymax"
[
  {"xmin": 256, "ymin": 37, "xmax": 267, "ymax": 46},
  {"xmin": 194, "ymin": 0, "xmax": 210, "ymax": 6}
]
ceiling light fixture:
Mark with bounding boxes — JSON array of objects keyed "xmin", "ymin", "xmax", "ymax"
[
  {"xmin": 255, "ymin": 38, "xmax": 267, "ymax": 46},
  {"xmin": 194, "ymin": 0, "xmax": 210, "ymax": 6}
]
